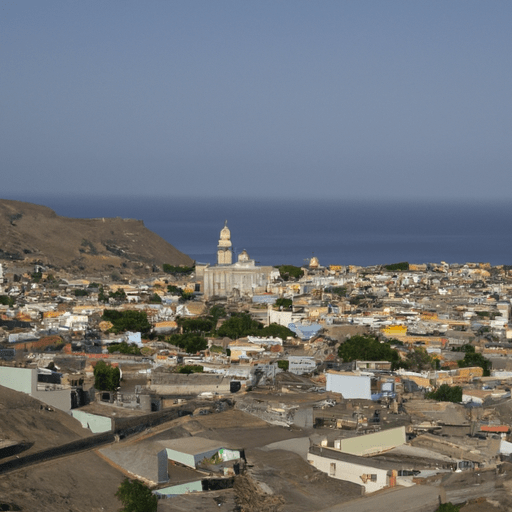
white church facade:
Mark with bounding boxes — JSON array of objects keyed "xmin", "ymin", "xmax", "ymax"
[{"xmin": 202, "ymin": 222, "xmax": 274, "ymax": 300}]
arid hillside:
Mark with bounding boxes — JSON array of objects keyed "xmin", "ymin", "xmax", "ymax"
[{"xmin": 0, "ymin": 199, "xmax": 193, "ymax": 273}]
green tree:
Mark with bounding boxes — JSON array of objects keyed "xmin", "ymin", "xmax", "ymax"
[
  {"xmin": 384, "ymin": 262, "xmax": 409, "ymax": 271},
  {"xmin": 209, "ymin": 305, "xmax": 227, "ymax": 327},
  {"xmin": 260, "ymin": 323, "xmax": 295, "ymax": 339},
  {"xmin": 163, "ymin": 264, "xmax": 194, "ymax": 274},
  {"xmin": 115, "ymin": 478, "xmax": 157, "ymax": 512},
  {"xmin": 217, "ymin": 313, "xmax": 261, "ymax": 339},
  {"xmin": 148, "ymin": 293, "xmax": 162, "ymax": 304},
  {"xmin": 277, "ymin": 360, "xmax": 289, "ymax": 371},
  {"xmin": 110, "ymin": 288, "xmax": 127, "ymax": 301},
  {"xmin": 98, "ymin": 286, "xmax": 109, "ymax": 303},
  {"xmin": 276, "ymin": 265, "xmax": 304, "ymax": 281},
  {"xmin": 102, "ymin": 310, "xmax": 151, "ymax": 334},
  {"xmin": 93, "ymin": 361, "xmax": 121, "ymax": 391},
  {"xmin": 107, "ymin": 341, "xmax": 141, "ymax": 355},
  {"xmin": 167, "ymin": 333, "xmax": 208, "ymax": 353},
  {"xmin": 426, "ymin": 384, "xmax": 462, "ymax": 403},
  {"xmin": 177, "ymin": 317, "xmax": 213, "ymax": 333},
  {"xmin": 403, "ymin": 347, "xmax": 435, "ymax": 372},
  {"xmin": 328, "ymin": 286, "xmax": 347, "ymax": 297},
  {"xmin": 167, "ymin": 285, "xmax": 183, "ymax": 296},
  {"xmin": 338, "ymin": 335, "xmax": 401, "ymax": 370},
  {"xmin": 275, "ymin": 298, "xmax": 292, "ymax": 309},
  {"xmin": 0, "ymin": 295, "xmax": 14, "ymax": 307}
]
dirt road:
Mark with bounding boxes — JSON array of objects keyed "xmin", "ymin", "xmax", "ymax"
[{"xmin": 318, "ymin": 485, "xmax": 441, "ymax": 512}]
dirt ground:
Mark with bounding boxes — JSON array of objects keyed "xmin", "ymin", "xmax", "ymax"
[
  {"xmin": 158, "ymin": 488, "xmax": 238, "ymax": 511},
  {"xmin": 0, "ymin": 385, "xmax": 90, "ymax": 459},
  {"xmin": 244, "ymin": 448, "xmax": 362, "ymax": 512},
  {"xmin": 0, "ymin": 451, "xmax": 126, "ymax": 512}
]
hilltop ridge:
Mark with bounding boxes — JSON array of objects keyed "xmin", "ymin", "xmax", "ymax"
[{"xmin": 0, "ymin": 199, "xmax": 193, "ymax": 273}]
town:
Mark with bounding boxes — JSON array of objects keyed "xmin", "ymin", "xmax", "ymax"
[{"xmin": 1, "ymin": 222, "xmax": 512, "ymax": 512}]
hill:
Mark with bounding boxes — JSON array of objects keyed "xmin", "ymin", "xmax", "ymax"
[{"xmin": 0, "ymin": 199, "xmax": 193, "ymax": 273}]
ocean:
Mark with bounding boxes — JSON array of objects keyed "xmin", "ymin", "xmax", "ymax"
[{"xmin": 9, "ymin": 195, "xmax": 512, "ymax": 268}]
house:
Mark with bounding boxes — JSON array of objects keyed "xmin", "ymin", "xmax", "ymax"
[
  {"xmin": 326, "ymin": 371, "xmax": 372, "ymax": 400},
  {"xmin": 289, "ymin": 356, "xmax": 317, "ymax": 375},
  {"xmin": 307, "ymin": 446, "xmax": 395, "ymax": 494},
  {"xmin": 161, "ymin": 437, "xmax": 240, "ymax": 469}
]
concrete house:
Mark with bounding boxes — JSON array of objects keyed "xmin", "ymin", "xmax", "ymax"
[
  {"xmin": 308, "ymin": 427, "xmax": 407, "ymax": 494},
  {"xmin": 326, "ymin": 371, "xmax": 372, "ymax": 400},
  {"xmin": 162, "ymin": 437, "xmax": 240, "ymax": 469}
]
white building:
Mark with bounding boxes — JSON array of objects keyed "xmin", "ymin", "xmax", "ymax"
[
  {"xmin": 203, "ymin": 222, "xmax": 273, "ymax": 300},
  {"xmin": 326, "ymin": 371, "xmax": 372, "ymax": 400}
]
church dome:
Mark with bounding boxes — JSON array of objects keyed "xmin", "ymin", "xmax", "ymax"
[
  {"xmin": 238, "ymin": 249, "xmax": 250, "ymax": 262},
  {"xmin": 218, "ymin": 220, "xmax": 232, "ymax": 250},
  {"xmin": 220, "ymin": 220, "xmax": 231, "ymax": 241},
  {"xmin": 309, "ymin": 256, "xmax": 319, "ymax": 268}
]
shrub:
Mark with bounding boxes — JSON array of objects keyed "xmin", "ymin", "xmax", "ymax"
[
  {"xmin": 115, "ymin": 478, "xmax": 157, "ymax": 512},
  {"xmin": 338, "ymin": 335, "xmax": 401, "ymax": 370},
  {"xmin": 276, "ymin": 265, "xmax": 304, "ymax": 281},
  {"xmin": 93, "ymin": 361, "xmax": 120, "ymax": 391},
  {"xmin": 426, "ymin": 384, "xmax": 462, "ymax": 403},
  {"xmin": 384, "ymin": 262, "xmax": 409, "ymax": 271},
  {"xmin": 277, "ymin": 360, "xmax": 289, "ymax": 371},
  {"xmin": 102, "ymin": 309, "xmax": 151, "ymax": 334}
]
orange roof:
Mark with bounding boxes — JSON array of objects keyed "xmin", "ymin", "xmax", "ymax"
[{"xmin": 480, "ymin": 425, "xmax": 509, "ymax": 433}]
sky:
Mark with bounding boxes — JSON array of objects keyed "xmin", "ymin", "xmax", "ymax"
[{"xmin": 1, "ymin": 1, "xmax": 511, "ymax": 201}]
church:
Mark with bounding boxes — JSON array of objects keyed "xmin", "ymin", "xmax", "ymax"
[{"xmin": 202, "ymin": 221, "xmax": 274, "ymax": 300}]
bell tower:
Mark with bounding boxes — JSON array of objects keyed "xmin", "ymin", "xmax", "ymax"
[{"xmin": 217, "ymin": 220, "xmax": 233, "ymax": 265}]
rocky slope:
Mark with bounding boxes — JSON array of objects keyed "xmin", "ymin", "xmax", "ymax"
[{"xmin": 0, "ymin": 199, "xmax": 193, "ymax": 273}]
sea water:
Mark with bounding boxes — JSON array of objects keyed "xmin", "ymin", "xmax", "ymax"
[{"xmin": 9, "ymin": 195, "xmax": 512, "ymax": 268}]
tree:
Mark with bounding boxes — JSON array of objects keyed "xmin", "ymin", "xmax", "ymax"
[
  {"xmin": 426, "ymin": 384, "xmax": 462, "ymax": 403},
  {"xmin": 0, "ymin": 295, "xmax": 14, "ymax": 307},
  {"xmin": 260, "ymin": 323, "xmax": 295, "ymax": 339},
  {"xmin": 167, "ymin": 333, "xmax": 208, "ymax": 353},
  {"xmin": 217, "ymin": 313, "xmax": 262, "ymax": 339},
  {"xmin": 102, "ymin": 309, "xmax": 151, "ymax": 334},
  {"xmin": 275, "ymin": 298, "xmax": 292, "ymax": 309},
  {"xmin": 276, "ymin": 265, "xmax": 304, "ymax": 281},
  {"xmin": 148, "ymin": 293, "xmax": 162, "ymax": 304},
  {"xmin": 277, "ymin": 360, "xmax": 289, "ymax": 371},
  {"xmin": 328, "ymin": 286, "xmax": 347, "ymax": 297},
  {"xmin": 338, "ymin": 335, "xmax": 401, "ymax": 370},
  {"xmin": 107, "ymin": 341, "xmax": 141, "ymax": 355},
  {"xmin": 163, "ymin": 264, "xmax": 194, "ymax": 274},
  {"xmin": 209, "ymin": 305, "xmax": 227, "ymax": 328},
  {"xmin": 403, "ymin": 347, "xmax": 435, "ymax": 372},
  {"xmin": 384, "ymin": 262, "xmax": 409, "ymax": 271},
  {"xmin": 115, "ymin": 478, "xmax": 157, "ymax": 512},
  {"xmin": 177, "ymin": 317, "xmax": 213, "ymax": 333},
  {"xmin": 93, "ymin": 361, "xmax": 120, "ymax": 391}
]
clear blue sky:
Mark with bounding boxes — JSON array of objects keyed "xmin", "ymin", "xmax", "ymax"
[{"xmin": 1, "ymin": 1, "xmax": 511, "ymax": 200}]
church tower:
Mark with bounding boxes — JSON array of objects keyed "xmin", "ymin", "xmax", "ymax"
[{"xmin": 217, "ymin": 220, "xmax": 233, "ymax": 265}]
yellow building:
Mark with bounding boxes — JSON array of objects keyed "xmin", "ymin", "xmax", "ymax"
[{"xmin": 381, "ymin": 325, "xmax": 407, "ymax": 337}]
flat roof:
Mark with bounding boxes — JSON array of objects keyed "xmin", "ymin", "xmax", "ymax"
[{"xmin": 158, "ymin": 437, "xmax": 226, "ymax": 456}]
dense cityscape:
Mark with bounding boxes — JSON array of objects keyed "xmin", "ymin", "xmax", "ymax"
[{"xmin": 1, "ymin": 220, "xmax": 512, "ymax": 511}]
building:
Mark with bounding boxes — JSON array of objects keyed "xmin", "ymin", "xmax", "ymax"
[
  {"xmin": 326, "ymin": 371, "xmax": 372, "ymax": 400},
  {"xmin": 289, "ymin": 356, "xmax": 317, "ymax": 375},
  {"xmin": 203, "ymin": 222, "xmax": 274, "ymax": 300}
]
